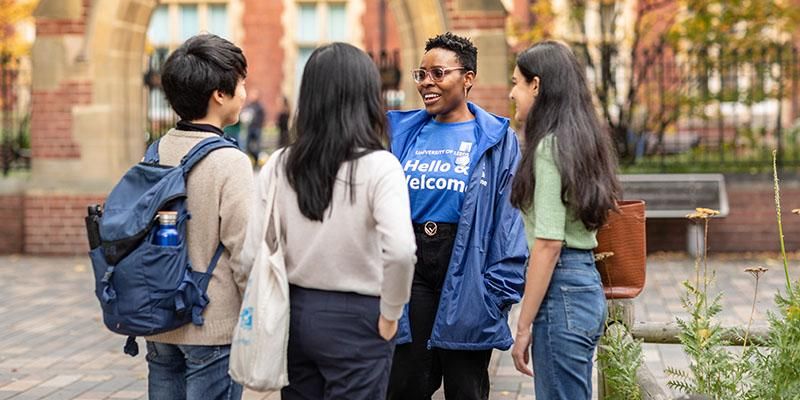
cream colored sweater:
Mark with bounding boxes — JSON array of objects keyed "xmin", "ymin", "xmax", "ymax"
[
  {"xmin": 255, "ymin": 149, "xmax": 416, "ymax": 320},
  {"xmin": 146, "ymin": 129, "xmax": 255, "ymax": 345}
]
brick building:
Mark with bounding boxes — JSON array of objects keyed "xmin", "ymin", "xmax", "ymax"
[
  {"xmin": 6, "ymin": 0, "xmax": 799, "ymax": 255},
  {"xmin": 2, "ymin": 0, "xmax": 514, "ymax": 255},
  {"xmin": 141, "ymin": 0, "xmax": 406, "ymax": 126}
]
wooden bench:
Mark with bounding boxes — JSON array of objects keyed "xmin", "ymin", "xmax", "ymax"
[{"xmin": 619, "ymin": 173, "xmax": 729, "ymax": 255}]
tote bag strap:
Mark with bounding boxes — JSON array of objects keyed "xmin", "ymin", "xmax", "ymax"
[{"xmin": 262, "ymin": 160, "xmax": 284, "ymax": 254}]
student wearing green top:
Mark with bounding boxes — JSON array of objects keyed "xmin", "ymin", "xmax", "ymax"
[{"xmin": 507, "ymin": 41, "xmax": 621, "ymax": 399}]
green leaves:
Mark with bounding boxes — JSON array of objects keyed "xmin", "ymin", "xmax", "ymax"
[
  {"xmin": 669, "ymin": 0, "xmax": 799, "ymax": 51},
  {"xmin": 668, "ymin": 216, "xmax": 755, "ymax": 399},
  {"xmin": 598, "ymin": 323, "xmax": 644, "ymax": 400},
  {"xmin": 748, "ymin": 286, "xmax": 800, "ymax": 399},
  {"xmin": 669, "ymin": 280, "xmax": 750, "ymax": 398}
]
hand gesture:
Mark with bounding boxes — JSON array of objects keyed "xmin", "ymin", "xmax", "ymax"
[
  {"xmin": 378, "ymin": 314, "xmax": 398, "ymax": 341},
  {"xmin": 511, "ymin": 328, "xmax": 534, "ymax": 376}
]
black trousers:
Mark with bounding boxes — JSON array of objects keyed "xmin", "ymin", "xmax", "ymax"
[
  {"xmin": 387, "ymin": 223, "xmax": 493, "ymax": 400},
  {"xmin": 282, "ymin": 285, "xmax": 395, "ymax": 400}
]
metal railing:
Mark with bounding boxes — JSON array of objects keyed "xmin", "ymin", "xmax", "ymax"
[
  {"xmin": 144, "ymin": 47, "xmax": 178, "ymax": 145},
  {"xmin": 144, "ymin": 46, "xmax": 405, "ymax": 143},
  {"xmin": 607, "ymin": 44, "xmax": 800, "ymax": 173},
  {"xmin": 0, "ymin": 54, "xmax": 30, "ymax": 175}
]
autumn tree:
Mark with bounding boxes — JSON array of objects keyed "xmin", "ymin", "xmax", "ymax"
[
  {"xmin": 517, "ymin": 0, "xmax": 800, "ymax": 163},
  {"xmin": 668, "ymin": 0, "xmax": 800, "ymax": 52},
  {"xmin": 516, "ymin": 0, "xmax": 677, "ymax": 161},
  {"xmin": 0, "ymin": 0, "xmax": 36, "ymax": 171},
  {"xmin": 0, "ymin": 0, "xmax": 37, "ymax": 64}
]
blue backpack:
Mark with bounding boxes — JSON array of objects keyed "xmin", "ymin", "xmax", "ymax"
[{"xmin": 88, "ymin": 136, "xmax": 238, "ymax": 356}]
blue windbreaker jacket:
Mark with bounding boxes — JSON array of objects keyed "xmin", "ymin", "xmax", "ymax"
[{"xmin": 389, "ymin": 102, "xmax": 529, "ymax": 351}]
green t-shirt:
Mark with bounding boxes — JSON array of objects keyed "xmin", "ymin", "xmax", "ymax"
[{"xmin": 524, "ymin": 135, "xmax": 597, "ymax": 250}]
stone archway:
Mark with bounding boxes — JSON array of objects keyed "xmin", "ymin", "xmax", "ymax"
[
  {"xmin": 22, "ymin": 0, "xmax": 156, "ymax": 254},
  {"xmin": 32, "ymin": 0, "xmax": 154, "ymax": 189}
]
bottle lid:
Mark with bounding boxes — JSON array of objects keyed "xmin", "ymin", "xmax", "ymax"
[{"xmin": 158, "ymin": 211, "xmax": 178, "ymax": 225}]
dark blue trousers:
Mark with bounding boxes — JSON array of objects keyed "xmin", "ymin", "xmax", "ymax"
[{"xmin": 281, "ymin": 285, "xmax": 395, "ymax": 400}]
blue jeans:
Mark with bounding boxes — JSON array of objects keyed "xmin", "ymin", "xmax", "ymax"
[
  {"xmin": 532, "ymin": 248, "xmax": 606, "ymax": 400},
  {"xmin": 146, "ymin": 341, "xmax": 243, "ymax": 400}
]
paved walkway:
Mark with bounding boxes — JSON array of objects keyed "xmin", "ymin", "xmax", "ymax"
[{"xmin": 0, "ymin": 252, "xmax": 797, "ymax": 399}]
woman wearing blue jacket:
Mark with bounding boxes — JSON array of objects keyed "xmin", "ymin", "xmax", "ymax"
[{"xmin": 386, "ymin": 32, "xmax": 529, "ymax": 400}]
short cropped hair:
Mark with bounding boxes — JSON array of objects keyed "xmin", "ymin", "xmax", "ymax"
[
  {"xmin": 424, "ymin": 32, "xmax": 477, "ymax": 74},
  {"xmin": 161, "ymin": 34, "xmax": 247, "ymax": 121}
]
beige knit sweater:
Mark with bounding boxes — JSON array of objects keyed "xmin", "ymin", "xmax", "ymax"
[{"xmin": 146, "ymin": 129, "xmax": 255, "ymax": 345}]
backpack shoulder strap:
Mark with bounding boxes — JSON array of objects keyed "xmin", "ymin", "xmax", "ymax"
[
  {"xmin": 200, "ymin": 242, "xmax": 225, "ymax": 293},
  {"xmin": 180, "ymin": 136, "xmax": 239, "ymax": 174},
  {"xmin": 144, "ymin": 139, "xmax": 161, "ymax": 164}
]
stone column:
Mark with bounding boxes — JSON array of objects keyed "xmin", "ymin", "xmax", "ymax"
[
  {"xmin": 392, "ymin": 0, "xmax": 510, "ymax": 117},
  {"xmin": 20, "ymin": 0, "xmax": 154, "ymax": 254},
  {"xmin": 444, "ymin": 0, "xmax": 510, "ymax": 117}
]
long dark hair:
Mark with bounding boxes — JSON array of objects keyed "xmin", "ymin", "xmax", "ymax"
[
  {"xmin": 285, "ymin": 42, "xmax": 387, "ymax": 221},
  {"xmin": 510, "ymin": 41, "xmax": 620, "ymax": 230}
]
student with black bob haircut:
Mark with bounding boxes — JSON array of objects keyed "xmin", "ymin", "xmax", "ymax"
[
  {"xmin": 250, "ymin": 42, "xmax": 416, "ymax": 399},
  {"xmin": 143, "ymin": 34, "xmax": 254, "ymax": 400},
  {"xmin": 161, "ymin": 33, "xmax": 247, "ymax": 122},
  {"xmin": 386, "ymin": 32, "xmax": 528, "ymax": 400},
  {"xmin": 508, "ymin": 40, "xmax": 621, "ymax": 399}
]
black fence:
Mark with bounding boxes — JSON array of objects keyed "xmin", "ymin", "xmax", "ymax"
[
  {"xmin": 369, "ymin": 49, "xmax": 404, "ymax": 110},
  {"xmin": 618, "ymin": 44, "xmax": 800, "ymax": 173},
  {"xmin": 0, "ymin": 54, "xmax": 30, "ymax": 175},
  {"xmin": 144, "ymin": 47, "xmax": 404, "ymax": 144},
  {"xmin": 144, "ymin": 47, "xmax": 178, "ymax": 144}
]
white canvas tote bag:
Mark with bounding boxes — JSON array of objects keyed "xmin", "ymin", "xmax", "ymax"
[{"xmin": 230, "ymin": 161, "xmax": 290, "ymax": 391}]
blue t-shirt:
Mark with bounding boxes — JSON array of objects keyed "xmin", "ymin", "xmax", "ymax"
[{"xmin": 401, "ymin": 119, "xmax": 479, "ymax": 223}]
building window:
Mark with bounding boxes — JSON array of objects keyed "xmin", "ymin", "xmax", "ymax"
[
  {"xmin": 294, "ymin": 1, "xmax": 350, "ymax": 92},
  {"xmin": 147, "ymin": 5, "xmax": 170, "ymax": 46},
  {"xmin": 295, "ymin": 47, "xmax": 315, "ymax": 90},
  {"xmin": 207, "ymin": 4, "xmax": 229, "ymax": 39},
  {"xmin": 297, "ymin": 4, "xmax": 319, "ymax": 42},
  {"xmin": 327, "ymin": 3, "xmax": 347, "ymax": 41},
  {"xmin": 145, "ymin": 2, "xmax": 231, "ymax": 49},
  {"xmin": 179, "ymin": 5, "xmax": 200, "ymax": 41}
]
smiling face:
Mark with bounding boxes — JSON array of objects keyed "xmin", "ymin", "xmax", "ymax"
[
  {"xmin": 417, "ymin": 48, "xmax": 475, "ymax": 122},
  {"xmin": 226, "ymin": 79, "xmax": 248, "ymax": 126},
  {"xmin": 212, "ymin": 78, "xmax": 247, "ymax": 127},
  {"xmin": 509, "ymin": 66, "xmax": 538, "ymax": 123}
]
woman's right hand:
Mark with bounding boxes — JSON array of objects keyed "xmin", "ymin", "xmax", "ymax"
[
  {"xmin": 378, "ymin": 314, "xmax": 398, "ymax": 341},
  {"xmin": 511, "ymin": 329, "xmax": 534, "ymax": 376}
]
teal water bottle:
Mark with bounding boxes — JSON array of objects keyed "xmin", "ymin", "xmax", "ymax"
[{"xmin": 155, "ymin": 211, "xmax": 179, "ymax": 246}]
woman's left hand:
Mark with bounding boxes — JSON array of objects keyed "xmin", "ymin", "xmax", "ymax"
[
  {"xmin": 378, "ymin": 314, "xmax": 398, "ymax": 341},
  {"xmin": 511, "ymin": 329, "xmax": 534, "ymax": 376}
]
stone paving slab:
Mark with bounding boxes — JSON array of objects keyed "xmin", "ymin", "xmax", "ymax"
[{"xmin": 0, "ymin": 253, "xmax": 797, "ymax": 399}]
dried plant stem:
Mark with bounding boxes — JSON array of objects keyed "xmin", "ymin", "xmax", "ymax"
[
  {"xmin": 773, "ymin": 150, "xmax": 792, "ymax": 293},
  {"xmin": 703, "ymin": 218, "xmax": 709, "ymax": 313},
  {"xmin": 742, "ymin": 276, "xmax": 760, "ymax": 351},
  {"xmin": 694, "ymin": 221, "xmax": 701, "ymax": 300}
]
